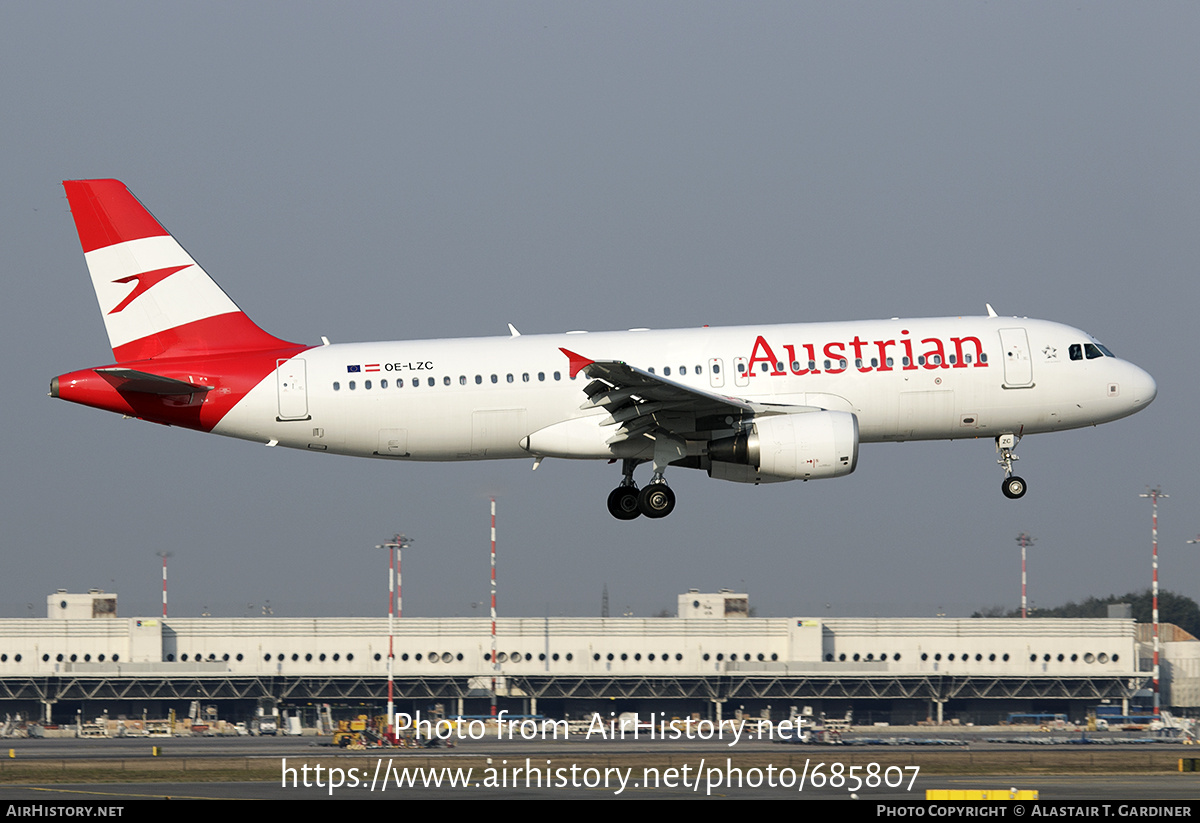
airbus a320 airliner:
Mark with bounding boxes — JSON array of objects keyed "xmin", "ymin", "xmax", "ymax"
[{"xmin": 51, "ymin": 180, "xmax": 1156, "ymax": 519}]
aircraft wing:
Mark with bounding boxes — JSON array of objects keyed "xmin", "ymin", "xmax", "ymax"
[{"xmin": 560, "ymin": 347, "xmax": 817, "ymax": 445}]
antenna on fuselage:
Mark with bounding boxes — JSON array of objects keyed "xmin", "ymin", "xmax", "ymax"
[
  {"xmin": 507, "ymin": 323, "xmax": 521, "ymax": 337},
  {"xmin": 985, "ymin": 303, "xmax": 998, "ymax": 318}
]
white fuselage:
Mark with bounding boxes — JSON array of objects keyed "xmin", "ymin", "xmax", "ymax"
[{"xmin": 214, "ymin": 316, "xmax": 1156, "ymax": 465}]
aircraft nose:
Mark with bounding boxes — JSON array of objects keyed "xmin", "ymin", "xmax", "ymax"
[{"xmin": 1128, "ymin": 364, "xmax": 1157, "ymax": 407}]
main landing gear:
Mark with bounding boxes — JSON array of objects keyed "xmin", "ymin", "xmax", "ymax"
[
  {"xmin": 606, "ymin": 458, "xmax": 677, "ymax": 520},
  {"xmin": 997, "ymin": 433, "xmax": 1027, "ymax": 500},
  {"xmin": 606, "ymin": 485, "xmax": 640, "ymax": 520}
]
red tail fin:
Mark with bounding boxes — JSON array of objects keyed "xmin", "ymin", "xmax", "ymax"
[{"xmin": 64, "ymin": 179, "xmax": 296, "ymax": 362}]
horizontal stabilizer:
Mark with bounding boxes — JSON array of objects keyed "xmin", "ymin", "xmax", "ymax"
[{"xmin": 95, "ymin": 368, "xmax": 213, "ymax": 396}]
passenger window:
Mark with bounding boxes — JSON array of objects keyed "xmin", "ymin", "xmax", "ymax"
[
  {"xmin": 648, "ymin": 367, "xmax": 655, "ymax": 374},
  {"xmin": 475, "ymin": 375, "xmax": 482, "ymax": 384},
  {"xmin": 538, "ymin": 372, "xmax": 545, "ymax": 381},
  {"xmin": 333, "ymin": 382, "xmax": 340, "ymax": 391},
  {"xmin": 663, "ymin": 367, "xmax": 671, "ymax": 376},
  {"xmin": 397, "ymin": 378, "xmax": 404, "ymax": 387},
  {"xmin": 428, "ymin": 377, "xmax": 435, "ymax": 387},
  {"xmin": 459, "ymin": 376, "xmax": 466, "ymax": 385},
  {"xmin": 506, "ymin": 374, "xmax": 514, "ymax": 383},
  {"xmin": 980, "ymin": 353, "xmax": 988, "ymax": 363},
  {"xmin": 491, "ymin": 374, "xmax": 498, "ymax": 384},
  {"xmin": 713, "ymin": 364, "xmax": 721, "ymax": 374},
  {"xmin": 381, "ymin": 379, "xmax": 388, "ymax": 388},
  {"xmin": 349, "ymin": 381, "xmax": 356, "ymax": 390},
  {"xmin": 522, "ymin": 373, "xmax": 529, "ymax": 382},
  {"xmin": 365, "ymin": 380, "xmax": 372, "ymax": 389},
  {"xmin": 443, "ymin": 376, "xmax": 451, "ymax": 386},
  {"xmin": 736, "ymin": 363, "xmax": 745, "ymax": 373},
  {"xmin": 791, "ymin": 361, "xmax": 800, "ymax": 371}
]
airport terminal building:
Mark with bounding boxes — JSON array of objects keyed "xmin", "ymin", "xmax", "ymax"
[{"xmin": 0, "ymin": 590, "xmax": 1188, "ymax": 726}]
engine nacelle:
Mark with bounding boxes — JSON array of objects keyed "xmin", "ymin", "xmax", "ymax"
[{"xmin": 707, "ymin": 411, "xmax": 859, "ymax": 483}]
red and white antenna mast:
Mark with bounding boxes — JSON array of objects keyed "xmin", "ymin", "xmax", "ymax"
[
  {"xmin": 490, "ymin": 498, "xmax": 498, "ymax": 717},
  {"xmin": 156, "ymin": 552, "xmax": 172, "ymax": 618},
  {"xmin": 377, "ymin": 533, "xmax": 413, "ymax": 741},
  {"xmin": 1139, "ymin": 486, "xmax": 1167, "ymax": 716},
  {"xmin": 1016, "ymin": 532, "xmax": 1035, "ymax": 618}
]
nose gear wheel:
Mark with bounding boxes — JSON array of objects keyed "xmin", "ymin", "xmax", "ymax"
[{"xmin": 1002, "ymin": 476, "xmax": 1027, "ymax": 499}]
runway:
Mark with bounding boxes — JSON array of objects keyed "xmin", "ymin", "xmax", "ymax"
[{"xmin": 1, "ymin": 731, "xmax": 1197, "ymax": 801}]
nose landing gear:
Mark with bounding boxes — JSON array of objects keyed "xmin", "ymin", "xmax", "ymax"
[
  {"xmin": 1002, "ymin": 475, "xmax": 1027, "ymax": 499},
  {"xmin": 997, "ymin": 433, "xmax": 1027, "ymax": 499}
]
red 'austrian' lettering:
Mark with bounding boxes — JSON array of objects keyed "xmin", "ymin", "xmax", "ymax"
[{"xmin": 746, "ymin": 334, "xmax": 987, "ymax": 377}]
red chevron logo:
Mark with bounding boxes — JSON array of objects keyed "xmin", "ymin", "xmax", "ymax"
[{"xmin": 108, "ymin": 265, "xmax": 191, "ymax": 314}]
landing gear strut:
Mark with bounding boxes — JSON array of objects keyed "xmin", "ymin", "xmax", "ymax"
[
  {"xmin": 607, "ymin": 459, "xmax": 643, "ymax": 520},
  {"xmin": 997, "ymin": 433, "xmax": 1027, "ymax": 500}
]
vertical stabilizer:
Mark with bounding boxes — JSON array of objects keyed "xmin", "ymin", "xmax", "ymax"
[{"xmin": 63, "ymin": 179, "xmax": 295, "ymax": 362}]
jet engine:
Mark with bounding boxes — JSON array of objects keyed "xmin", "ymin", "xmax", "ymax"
[{"xmin": 707, "ymin": 411, "xmax": 859, "ymax": 484}]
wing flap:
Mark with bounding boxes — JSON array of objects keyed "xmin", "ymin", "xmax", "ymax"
[{"xmin": 560, "ymin": 348, "xmax": 824, "ymax": 448}]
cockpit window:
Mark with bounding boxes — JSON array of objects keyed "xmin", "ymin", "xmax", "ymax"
[{"xmin": 1072, "ymin": 342, "xmax": 1115, "ymax": 360}]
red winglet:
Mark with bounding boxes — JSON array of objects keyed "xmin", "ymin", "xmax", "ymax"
[{"xmin": 559, "ymin": 348, "xmax": 594, "ymax": 379}]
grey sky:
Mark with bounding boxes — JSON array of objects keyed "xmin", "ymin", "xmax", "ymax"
[{"xmin": 1, "ymin": 2, "xmax": 1196, "ymax": 621}]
